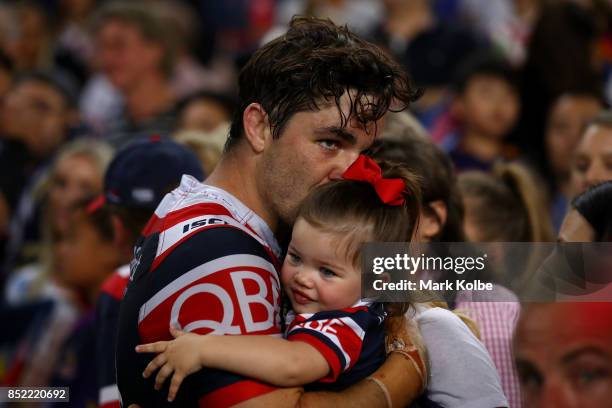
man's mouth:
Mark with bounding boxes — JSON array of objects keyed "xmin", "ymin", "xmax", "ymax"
[{"xmin": 291, "ymin": 289, "xmax": 314, "ymax": 305}]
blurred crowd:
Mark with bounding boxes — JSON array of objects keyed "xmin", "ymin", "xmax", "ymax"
[{"xmin": 0, "ymin": 0, "xmax": 611, "ymax": 407}]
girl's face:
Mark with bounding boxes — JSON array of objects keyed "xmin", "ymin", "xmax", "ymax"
[
  {"xmin": 281, "ymin": 218, "xmax": 362, "ymax": 314},
  {"xmin": 48, "ymin": 154, "xmax": 103, "ymax": 237}
]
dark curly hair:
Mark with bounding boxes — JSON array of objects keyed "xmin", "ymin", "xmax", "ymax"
[{"xmin": 226, "ymin": 16, "xmax": 420, "ymax": 150}]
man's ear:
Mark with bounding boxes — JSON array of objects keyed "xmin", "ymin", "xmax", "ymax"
[
  {"xmin": 242, "ymin": 103, "xmax": 271, "ymax": 153},
  {"xmin": 419, "ymin": 200, "xmax": 448, "ymax": 241}
]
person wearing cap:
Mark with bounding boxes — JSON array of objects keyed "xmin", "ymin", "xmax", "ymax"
[
  {"xmin": 116, "ymin": 17, "xmax": 424, "ymax": 408},
  {"xmin": 93, "ymin": 137, "xmax": 204, "ymax": 408}
]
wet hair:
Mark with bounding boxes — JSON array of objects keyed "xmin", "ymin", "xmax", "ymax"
[
  {"xmin": 452, "ymin": 51, "xmax": 518, "ymax": 95},
  {"xmin": 297, "ymin": 160, "xmax": 422, "ymax": 316},
  {"xmin": 226, "ymin": 16, "xmax": 420, "ymax": 151},
  {"xmin": 458, "ymin": 163, "xmax": 554, "ymax": 242},
  {"xmin": 91, "ymin": 2, "xmax": 176, "ymax": 77},
  {"xmin": 572, "ymin": 181, "xmax": 612, "ymax": 242},
  {"xmin": 373, "ymin": 136, "xmax": 465, "ymax": 242}
]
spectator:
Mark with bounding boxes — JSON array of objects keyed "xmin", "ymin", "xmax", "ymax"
[
  {"xmin": 570, "ymin": 111, "xmax": 612, "ymax": 197},
  {"xmin": 44, "ymin": 198, "xmax": 119, "ymax": 407},
  {"xmin": 543, "ymin": 91, "xmax": 604, "ymax": 230},
  {"xmin": 1, "ymin": 139, "xmax": 112, "ymax": 392},
  {"xmin": 0, "ymin": 71, "xmax": 81, "ymax": 271},
  {"xmin": 374, "ymin": 135, "xmax": 516, "ymax": 408},
  {"xmin": 514, "ymin": 302, "xmax": 612, "ymax": 407},
  {"xmin": 371, "ymin": 0, "xmax": 483, "ymax": 128},
  {"xmin": 175, "ymin": 90, "xmax": 235, "ymax": 134},
  {"xmin": 4, "ymin": 139, "xmax": 112, "ymax": 304},
  {"xmin": 458, "ymin": 163, "xmax": 554, "ymax": 243},
  {"xmin": 433, "ymin": 52, "xmax": 520, "ymax": 172},
  {"xmin": 516, "ymin": 2, "xmax": 603, "ymax": 168},
  {"xmin": 91, "ymin": 2, "xmax": 178, "ymax": 148}
]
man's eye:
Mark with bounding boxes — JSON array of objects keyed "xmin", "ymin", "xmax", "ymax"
[
  {"xmin": 575, "ymin": 369, "xmax": 609, "ymax": 386},
  {"xmin": 320, "ymin": 267, "xmax": 337, "ymax": 278},
  {"xmin": 318, "ymin": 140, "xmax": 340, "ymax": 151}
]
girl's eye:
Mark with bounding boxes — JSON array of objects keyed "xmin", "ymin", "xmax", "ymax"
[
  {"xmin": 287, "ymin": 253, "xmax": 301, "ymax": 265},
  {"xmin": 320, "ymin": 267, "xmax": 337, "ymax": 278}
]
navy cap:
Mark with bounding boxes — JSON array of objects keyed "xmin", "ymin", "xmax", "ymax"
[{"xmin": 101, "ymin": 136, "xmax": 205, "ymax": 210}]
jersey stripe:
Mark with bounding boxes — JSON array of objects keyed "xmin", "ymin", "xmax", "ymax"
[{"xmin": 139, "ymin": 254, "xmax": 278, "ymax": 324}]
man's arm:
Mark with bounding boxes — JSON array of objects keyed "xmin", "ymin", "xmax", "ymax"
[
  {"xmin": 237, "ymin": 315, "xmax": 427, "ymax": 408},
  {"xmin": 236, "ymin": 352, "xmax": 423, "ymax": 408}
]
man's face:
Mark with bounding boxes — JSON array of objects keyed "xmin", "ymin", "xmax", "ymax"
[
  {"xmin": 2, "ymin": 80, "xmax": 71, "ymax": 157},
  {"xmin": 258, "ymin": 94, "xmax": 377, "ymax": 225},
  {"xmin": 96, "ymin": 20, "xmax": 163, "ymax": 91},
  {"xmin": 570, "ymin": 125, "xmax": 612, "ymax": 196},
  {"xmin": 514, "ymin": 303, "xmax": 612, "ymax": 408}
]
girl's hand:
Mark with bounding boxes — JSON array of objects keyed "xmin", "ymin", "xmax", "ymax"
[{"xmin": 135, "ymin": 326, "xmax": 205, "ymax": 402}]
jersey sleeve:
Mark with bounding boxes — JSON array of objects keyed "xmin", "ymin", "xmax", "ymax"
[{"xmin": 286, "ymin": 309, "xmax": 370, "ymax": 382}]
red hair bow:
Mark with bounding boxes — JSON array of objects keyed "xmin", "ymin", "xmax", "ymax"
[{"xmin": 342, "ymin": 155, "xmax": 406, "ymax": 205}]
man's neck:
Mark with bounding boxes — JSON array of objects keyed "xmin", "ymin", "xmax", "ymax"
[
  {"xmin": 124, "ymin": 73, "xmax": 174, "ymax": 122},
  {"xmin": 205, "ymin": 149, "xmax": 278, "ymax": 233}
]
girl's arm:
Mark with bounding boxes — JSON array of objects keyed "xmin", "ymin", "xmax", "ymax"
[{"xmin": 136, "ymin": 327, "xmax": 329, "ymax": 401}]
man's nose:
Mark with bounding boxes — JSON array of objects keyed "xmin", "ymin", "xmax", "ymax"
[
  {"xmin": 329, "ymin": 151, "xmax": 361, "ymax": 180},
  {"xmin": 538, "ymin": 380, "xmax": 576, "ymax": 408}
]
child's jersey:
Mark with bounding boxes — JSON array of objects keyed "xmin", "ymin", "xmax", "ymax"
[{"xmin": 285, "ymin": 301, "xmax": 386, "ymax": 391}]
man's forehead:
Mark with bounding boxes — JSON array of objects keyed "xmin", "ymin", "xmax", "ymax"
[{"xmin": 521, "ymin": 303, "xmax": 612, "ymax": 343}]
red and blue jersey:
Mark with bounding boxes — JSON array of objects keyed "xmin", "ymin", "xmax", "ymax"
[
  {"xmin": 116, "ymin": 176, "xmax": 282, "ymax": 407},
  {"xmin": 286, "ymin": 302, "xmax": 386, "ymax": 391}
]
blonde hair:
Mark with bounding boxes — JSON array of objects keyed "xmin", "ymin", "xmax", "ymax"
[
  {"xmin": 458, "ymin": 162, "xmax": 554, "ymax": 242},
  {"xmin": 28, "ymin": 139, "xmax": 113, "ymax": 299}
]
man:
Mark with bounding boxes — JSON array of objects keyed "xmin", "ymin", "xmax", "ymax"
[
  {"xmin": 117, "ymin": 17, "xmax": 421, "ymax": 407},
  {"xmin": 94, "ymin": 137, "xmax": 205, "ymax": 408},
  {"xmin": 91, "ymin": 2, "xmax": 177, "ymax": 148},
  {"xmin": 514, "ymin": 302, "xmax": 612, "ymax": 408}
]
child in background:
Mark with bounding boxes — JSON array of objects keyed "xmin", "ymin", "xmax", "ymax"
[
  {"xmin": 432, "ymin": 53, "xmax": 520, "ymax": 172},
  {"xmin": 136, "ymin": 156, "xmax": 428, "ymax": 402}
]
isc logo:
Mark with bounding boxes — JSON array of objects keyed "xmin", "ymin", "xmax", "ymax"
[{"xmin": 182, "ymin": 217, "xmax": 228, "ymax": 233}]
